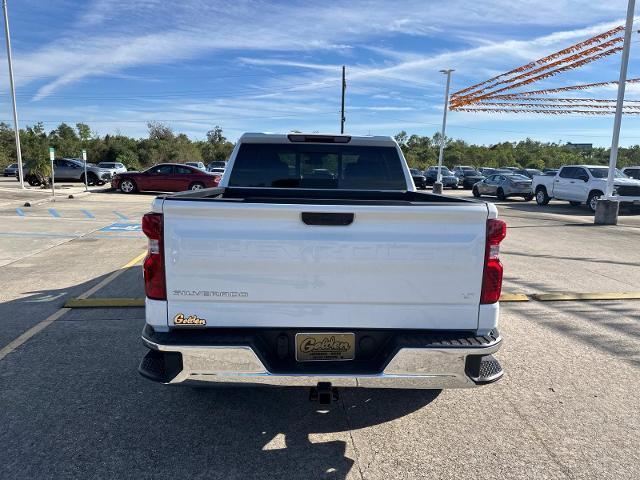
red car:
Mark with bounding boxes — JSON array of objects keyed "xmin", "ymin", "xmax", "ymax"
[{"xmin": 112, "ymin": 163, "xmax": 221, "ymax": 193}]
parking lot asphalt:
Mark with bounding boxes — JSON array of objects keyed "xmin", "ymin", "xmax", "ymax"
[{"xmin": 0, "ymin": 177, "xmax": 638, "ymax": 480}]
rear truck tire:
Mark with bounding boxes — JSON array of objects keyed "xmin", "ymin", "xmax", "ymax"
[
  {"xmin": 569, "ymin": 201, "xmax": 581, "ymax": 206},
  {"xmin": 189, "ymin": 182, "xmax": 205, "ymax": 191},
  {"xmin": 587, "ymin": 190, "xmax": 603, "ymax": 213},
  {"xmin": 496, "ymin": 188, "xmax": 506, "ymax": 201},
  {"xmin": 81, "ymin": 172, "xmax": 99, "ymax": 186},
  {"xmin": 120, "ymin": 179, "xmax": 137, "ymax": 193},
  {"xmin": 523, "ymin": 194, "xmax": 534, "ymax": 202},
  {"xmin": 535, "ymin": 187, "xmax": 550, "ymax": 206},
  {"xmin": 472, "ymin": 186, "xmax": 481, "ymax": 198},
  {"xmin": 451, "ymin": 184, "xmax": 458, "ymax": 189}
]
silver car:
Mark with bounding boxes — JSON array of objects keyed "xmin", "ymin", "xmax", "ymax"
[
  {"xmin": 98, "ymin": 162, "xmax": 127, "ymax": 174},
  {"xmin": 23, "ymin": 158, "xmax": 113, "ymax": 186},
  {"xmin": 185, "ymin": 161, "xmax": 206, "ymax": 171},
  {"xmin": 473, "ymin": 173, "xmax": 534, "ymax": 201}
]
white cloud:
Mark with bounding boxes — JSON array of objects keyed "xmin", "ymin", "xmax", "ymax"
[
  {"xmin": 9, "ymin": 0, "xmax": 633, "ymax": 100},
  {"xmin": 3, "ymin": 0, "xmax": 639, "ymax": 145}
]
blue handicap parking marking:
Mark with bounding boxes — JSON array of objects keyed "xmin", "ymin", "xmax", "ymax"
[
  {"xmin": 48, "ymin": 208, "xmax": 61, "ymax": 218},
  {"xmin": 100, "ymin": 222, "xmax": 142, "ymax": 232},
  {"xmin": 81, "ymin": 209, "xmax": 95, "ymax": 219},
  {"xmin": 113, "ymin": 211, "xmax": 129, "ymax": 220},
  {"xmin": 16, "ymin": 208, "xmax": 26, "ymax": 217}
]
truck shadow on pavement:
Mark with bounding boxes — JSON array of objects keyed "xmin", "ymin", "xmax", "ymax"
[
  {"xmin": 0, "ymin": 268, "xmax": 440, "ymax": 480},
  {"xmin": 504, "ymin": 276, "xmax": 640, "ymax": 369}
]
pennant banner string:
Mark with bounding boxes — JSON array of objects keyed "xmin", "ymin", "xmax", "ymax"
[
  {"xmin": 454, "ymin": 37, "xmax": 624, "ymax": 101},
  {"xmin": 471, "ymin": 101, "xmax": 640, "ymax": 109},
  {"xmin": 482, "ymin": 95, "xmax": 640, "ymax": 103},
  {"xmin": 451, "ymin": 47, "xmax": 625, "ymax": 107},
  {"xmin": 452, "ymin": 26, "xmax": 625, "ymax": 97},
  {"xmin": 452, "ymin": 108, "xmax": 640, "ymax": 115}
]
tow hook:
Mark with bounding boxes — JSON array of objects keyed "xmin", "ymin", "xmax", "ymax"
[{"xmin": 309, "ymin": 382, "xmax": 339, "ymax": 405}]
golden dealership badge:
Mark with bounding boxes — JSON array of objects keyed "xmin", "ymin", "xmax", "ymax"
[{"xmin": 173, "ymin": 313, "xmax": 206, "ymax": 326}]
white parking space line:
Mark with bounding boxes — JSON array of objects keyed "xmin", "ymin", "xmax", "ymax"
[
  {"xmin": 0, "ymin": 251, "xmax": 146, "ymax": 361},
  {"xmin": 0, "ymin": 308, "xmax": 70, "ymax": 361}
]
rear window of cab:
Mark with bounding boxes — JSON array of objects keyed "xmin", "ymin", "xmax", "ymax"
[{"xmin": 228, "ymin": 143, "xmax": 407, "ymax": 190}]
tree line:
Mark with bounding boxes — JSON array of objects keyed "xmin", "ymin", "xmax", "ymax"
[
  {"xmin": 0, "ymin": 122, "xmax": 638, "ymax": 172},
  {"xmin": 394, "ymin": 131, "xmax": 640, "ymax": 171},
  {"xmin": 0, "ymin": 122, "xmax": 234, "ymax": 172}
]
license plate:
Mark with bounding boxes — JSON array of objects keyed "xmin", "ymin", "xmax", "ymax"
[{"xmin": 295, "ymin": 333, "xmax": 355, "ymax": 361}]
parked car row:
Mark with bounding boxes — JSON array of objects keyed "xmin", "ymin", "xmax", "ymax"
[
  {"xmin": 6, "ymin": 158, "xmax": 223, "ymax": 194},
  {"xmin": 416, "ymin": 163, "xmax": 640, "ymax": 211},
  {"xmin": 451, "ymin": 166, "xmax": 484, "ymax": 189},
  {"xmin": 407, "ymin": 166, "xmax": 460, "ymax": 189},
  {"xmin": 409, "ymin": 168, "xmax": 427, "ymax": 189},
  {"xmin": 112, "ymin": 163, "xmax": 221, "ymax": 193},
  {"xmin": 424, "ymin": 166, "xmax": 459, "ymax": 188}
]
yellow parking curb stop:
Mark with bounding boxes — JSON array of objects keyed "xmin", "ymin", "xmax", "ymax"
[
  {"xmin": 531, "ymin": 292, "xmax": 640, "ymax": 302},
  {"xmin": 499, "ymin": 293, "xmax": 530, "ymax": 302},
  {"xmin": 64, "ymin": 298, "xmax": 145, "ymax": 308}
]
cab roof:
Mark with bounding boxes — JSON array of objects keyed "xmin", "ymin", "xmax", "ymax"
[{"xmin": 238, "ymin": 132, "xmax": 398, "ymax": 147}]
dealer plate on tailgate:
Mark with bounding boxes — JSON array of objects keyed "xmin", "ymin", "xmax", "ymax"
[{"xmin": 295, "ymin": 333, "xmax": 355, "ymax": 361}]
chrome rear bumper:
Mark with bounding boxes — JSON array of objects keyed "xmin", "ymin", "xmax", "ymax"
[{"xmin": 140, "ymin": 328, "xmax": 503, "ymax": 389}]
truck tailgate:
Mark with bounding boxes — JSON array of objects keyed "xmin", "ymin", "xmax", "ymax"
[{"xmin": 162, "ymin": 199, "xmax": 489, "ymax": 330}]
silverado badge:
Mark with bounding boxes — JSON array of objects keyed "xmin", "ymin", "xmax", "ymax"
[{"xmin": 173, "ymin": 313, "xmax": 206, "ymax": 326}]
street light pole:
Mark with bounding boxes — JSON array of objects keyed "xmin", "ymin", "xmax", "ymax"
[
  {"xmin": 340, "ymin": 65, "xmax": 346, "ymax": 134},
  {"xmin": 596, "ymin": 0, "xmax": 635, "ymax": 225},
  {"xmin": 2, "ymin": 0, "xmax": 24, "ymax": 189},
  {"xmin": 605, "ymin": 0, "xmax": 635, "ymax": 199},
  {"xmin": 434, "ymin": 69, "xmax": 454, "ymax": 195}
]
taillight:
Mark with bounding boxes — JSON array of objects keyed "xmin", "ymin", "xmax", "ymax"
[
  {"xmin": 480, "ymin": 218, "xmax": 507, "ymax": 304},
  {"xmin": 142, "ymin": 212, "xmax": 166, "ymax": 300}
]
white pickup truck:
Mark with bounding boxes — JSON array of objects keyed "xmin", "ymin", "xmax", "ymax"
[
  {"xmin": 533, "ymin": 165, "xmax": 640, "ymax": 212},
  {"xmin": 138, "ymin": 133, "xmax": 506, "ymax": 400}
]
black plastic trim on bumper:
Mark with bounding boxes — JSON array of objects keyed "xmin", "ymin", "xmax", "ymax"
[{"xmin": 140, "ymin": 325, "xmax": 501, "ymax": 380}]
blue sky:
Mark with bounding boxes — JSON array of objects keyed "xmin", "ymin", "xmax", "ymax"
[{"xmin": 2, "ymin": 0, "xmax": 639, "ymax": 146}]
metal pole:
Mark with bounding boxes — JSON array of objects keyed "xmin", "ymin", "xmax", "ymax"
[
  {"xmin": 82, "ymin": 149, "xmax": 88, "ymax": 191},
  {"xmin": 2, "ymin": 0, "xmax": 24, "ymax": 189},
  {"xmin": 49, "ymin": 147, "xmax": 55, "ymax": 199},
  {"xmin": 605, "ymin": 0, "xmax": 635, "ymax": 198},
  {"xmin": 340, "ymin": 66, "xmax": 346, "ymax": 134},
  {"xmin": 434, "ymin": 69, "xmax": 453, "ymax": 194}
]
